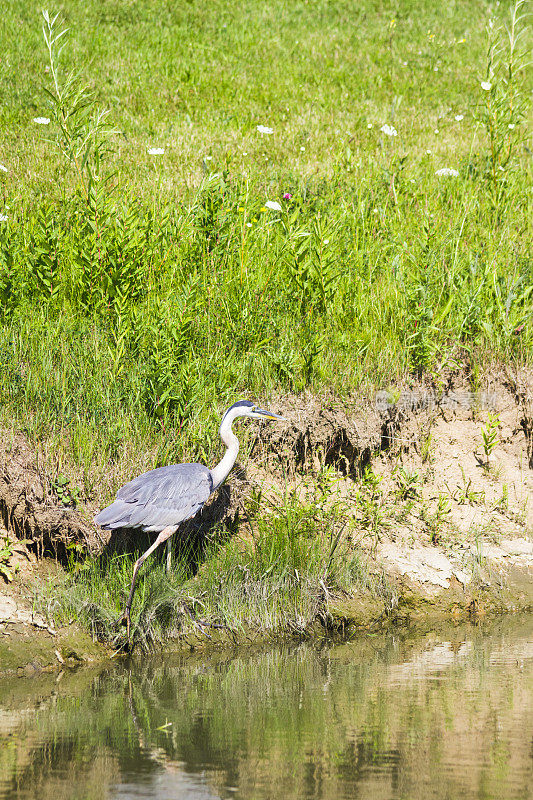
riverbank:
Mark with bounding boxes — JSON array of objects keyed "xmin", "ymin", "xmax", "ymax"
[{"xmin": 1, "ymin": 372, "xmax": 532, "ymax": 673}]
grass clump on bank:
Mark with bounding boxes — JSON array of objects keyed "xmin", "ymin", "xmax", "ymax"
[{"xmin": 35, "ymin": 494, "xmax": 381, "ymax": 649}]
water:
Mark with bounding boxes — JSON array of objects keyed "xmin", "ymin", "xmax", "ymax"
[{"xmin": 1, "ymin": 615, "xmax": 532, "ymax": 800}]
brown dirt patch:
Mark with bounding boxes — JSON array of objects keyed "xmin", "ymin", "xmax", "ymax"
[
  {"xmin": 251, "ymin": 391, "xmax": 393, "ymax": 476},
  {"xmin": 0, "ymin": 430, "xmax": 102, "ymax": 557}
]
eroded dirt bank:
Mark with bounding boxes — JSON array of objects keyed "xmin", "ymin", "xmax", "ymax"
[{"xmin": 1, "ymin": 371, "xmax": 532, "ymax": 673}]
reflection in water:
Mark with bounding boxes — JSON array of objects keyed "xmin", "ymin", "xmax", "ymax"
[{"xmin": 1, "ymin": 615, "xmax": 532, "ymax": 800}]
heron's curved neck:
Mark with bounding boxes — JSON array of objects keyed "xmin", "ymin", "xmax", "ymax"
[{"xmin": 210, "ymin": 411, "xmax": 240, "ymax": 489}]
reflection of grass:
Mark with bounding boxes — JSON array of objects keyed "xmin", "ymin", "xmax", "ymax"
[
  {"xmin": 2, "ymin": 616, "xmax": 532, "ymax": 800},
  {"xmin": 35, "ymin": 495, "xmax": 378, "ymax": 649}
]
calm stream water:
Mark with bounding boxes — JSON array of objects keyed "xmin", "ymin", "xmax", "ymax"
[{"xmin": 1, "ymin": 615, "xmax": 532, "ymax": 800}]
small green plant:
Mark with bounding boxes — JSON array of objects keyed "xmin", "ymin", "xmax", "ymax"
[
  {"xmin": 41, "ymin": 10, "xmax": 116, "ymax": 201},
  {"xmin": 394, "ymin": 466, "xmax": 421, "ymax": 500},
  {"xmin": 357, "ymin": 466, "xmax": 387, "ymax": 541},
  {"xmin": 446, "ymin": 470, "xmax": 486, "ymax": 506},
  {"xmin": 361, "ymin": 464, "xmax": 383, "ymax": 495},
  {"xmin": 405, "ymin": 286, "xmax": 438, "ymax": 375},
  {"xmin": 495, "ymin": 482, "xmax": 509, "ymax": 512},
  {"xmin": 470, "ymin": 530, "xmax": 487, "ymax": 579},
  {"xmin": 281, "ymin": 211, "xmax": 339, "ymax": 315},
  {"xmin": 269, "ymin": 343, "xmax": 299, "ymax": 389},
  {"xmin": 474, "ymin": 0, "xmax": 529, "ymax": 209},
  {"xmin": 193, "ymin": 174, "xmax": 227, "ymax": 251},
  {"xmin": 31, "ymin": 204, "xmax": 62, "ymax": 300},
  {"xmin": 481, "ymin": 413, "xmax": 500, "ymax": 466},
  {"xmin": 313, "ymin": 464, "xmax": 341, "ymax": 509},
  {"xmin": 427, "ymin": 493, "xmax": 451, "ymax": 544},
  {"xmin": 301, "ymin": 329, "xmax": 325, "ymax": 388},
  {"xmin": 51, "ymin": 474, "xmax": 81, "ymax": 507},
  {"xmin": 420, "ymin": 432, "xmax": 433, "ymax": 464},
  {"xmin": 0, "ymin": 536, "xmax": 15, "ymax": 582}
]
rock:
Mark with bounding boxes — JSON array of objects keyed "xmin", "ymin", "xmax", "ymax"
[{"xmin": 0, "ymin": 595, "xmax": 17, "ymax": 622}]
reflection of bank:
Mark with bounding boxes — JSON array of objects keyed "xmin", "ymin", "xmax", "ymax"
[
  {"xmin": 385, "ymin": 640, "xmax": 473, "ymax": 683},
  {"xmin": 1, "ymin": 616, "xmax": 532, "ymax": 800},
  {"xmin": 110, "ymin": 769, "xmax": 220, "ymax": 799}
]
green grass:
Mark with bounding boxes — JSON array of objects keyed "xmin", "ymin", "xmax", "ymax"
[
  {"xmin": 0, "ymin": 1, "xmax": 531, "ymax": 490},
  {"xmin": 1, "ymin": 1, "xmax": 519, "ymax": 192},
  {"xmin": 0, "ymin": 0, "xmax": 531, "ymax": 643}
]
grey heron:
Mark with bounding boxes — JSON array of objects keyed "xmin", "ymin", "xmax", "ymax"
[{"xmin": 94, "ymin": 400, "xmax": 285, "ymax": 636}]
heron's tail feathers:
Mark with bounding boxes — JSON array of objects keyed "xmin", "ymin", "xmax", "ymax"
[{"xmin": 94, "ymin": 500, "xmax": 132, "ymax": 530}]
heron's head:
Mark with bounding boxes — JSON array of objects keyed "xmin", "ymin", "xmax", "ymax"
[{"xmin": 222, "ymin": 400, "xmax": 286, "ymax": 424}]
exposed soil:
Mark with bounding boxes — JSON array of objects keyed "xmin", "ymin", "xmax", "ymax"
[
  {"xmin": 253, "ymin": 372, "xmax": 533, "ymax": 619},
  {"xmin": 0, "ymin": 370, "xmax": 532, "ymax": 673},
  {"xmin": 0, "ymin": 430, "xmax": 101, "ymax": 557}
]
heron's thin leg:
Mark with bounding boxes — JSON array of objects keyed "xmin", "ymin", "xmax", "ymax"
[
  {"xmin": 166, "ymin": 539, "xmax": 172, "ymax": 573},
  {"xmin": 120, "ymin": 525, "xmax": 178, "ymax": 637}
]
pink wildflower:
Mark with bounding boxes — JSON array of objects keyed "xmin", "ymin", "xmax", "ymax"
[{"xmin": 283, "ymin": 193, "xmax": 292, "ymax": 200}]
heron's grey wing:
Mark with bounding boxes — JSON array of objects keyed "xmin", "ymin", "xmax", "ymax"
[{"xmin": 94, "ymin": 463, "xmax": 214, "ymax": 532}]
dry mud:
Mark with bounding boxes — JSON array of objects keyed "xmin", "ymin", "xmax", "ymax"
[{"xmin": 0, "ymin": 370, "xmax": 532, "ymax": 672}]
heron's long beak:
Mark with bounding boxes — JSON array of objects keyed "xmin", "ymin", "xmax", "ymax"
[{"xmin": 256, "ymin": 408, "xmax": 287, "ymax": 421}]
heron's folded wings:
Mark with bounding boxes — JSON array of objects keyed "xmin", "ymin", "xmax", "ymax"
[{"xmin": 94, "ymin": 463, "xmax": 214, "ymax": 532}]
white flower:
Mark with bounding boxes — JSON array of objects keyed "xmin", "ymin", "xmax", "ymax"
[
  {"xmin": 0, "ymin": 214, "xmax": 7, "ymax": 222},
  {"xmin": 265, "ymin": 200, "xmax": 282, "ymax": 211},
  {"xmin": 242, "ymin": 152, "xmax": 248, "ymax": 156},
  {"xmin": 323, "ymin": 239, "xmax": 330, "ymax": 245},
  {"xmin": 434, "ymin": 129, "xmax": 439, "ymax": 134},
  {"xmin": 425, "ymin": 149, "xmax": 432, "ymax": 155},
  {"xmin": 204, "ymin": 156, "xmax": 212, "ymax": 161},
  {"xmin": 257, "ymin": 125, "xmax": 273, "ymax": 134},
  {"xmin": 33, "ymin": 117, "xmax": 50, "ymax": 124},
  {"xmin": 481, "ymin": 81, "xmax": 492, "ymax": 91},
  {"xmin": 246, "ymin": 222, "xmax": 252, "ymax": 228},
  {"xmin": 455, "ymin": 114, "xmax": 464, "ymax": 121},
  {"xmin": 380, "ymin": 124, "xmax": 398, "ymax": 137},
  {"xmin": 508, "ymin": 123, "xmax": 515, "ymax": 130},
  {"xmin": 300, "ymin": 146, "xmax": 305, "ymax": 151},
  {"xmin": 367, "ymin": 123, "xmax": 373, "ymax": 129},
  {"xmin": 148, "ymin": 147, "xmax": 165, "ymax": 155},
  {"xmin": 0, "ymin": 164, "xmax": 7, "ymax": 173},
  {"xmin": 435, "ymin": 168, "xmax": 459, "ymax": 177}
]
